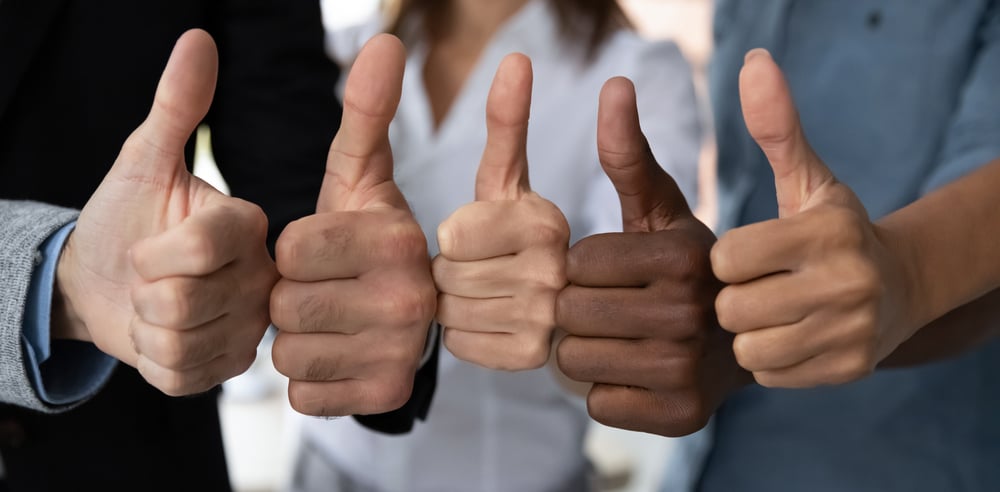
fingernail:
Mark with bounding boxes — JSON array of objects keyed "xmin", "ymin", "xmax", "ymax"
[{"xmin": 744, "ymin": 48, "xmax": 772, "ymax": 64}]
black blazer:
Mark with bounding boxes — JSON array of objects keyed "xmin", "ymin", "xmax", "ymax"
[{"xmin": 0, "ymin": 1, "xmax": 437, "ymax": 490}]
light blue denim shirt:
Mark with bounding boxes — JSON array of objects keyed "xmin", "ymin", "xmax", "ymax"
[{"xmin": 666, "ymin": 1, "xmax": 1000, "ymax": 491}]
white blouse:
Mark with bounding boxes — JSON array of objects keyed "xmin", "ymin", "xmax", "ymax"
[{"xmin": 302, "ymin": 2, "xmax": 701, "ymax": 491}]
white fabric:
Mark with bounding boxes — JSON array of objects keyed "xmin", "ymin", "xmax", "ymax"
[{"xmin": 302, "ymin": 2, "xmax": 701, "ymax": 491}]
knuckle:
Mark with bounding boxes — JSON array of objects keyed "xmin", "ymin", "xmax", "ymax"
[
  {"xmin": 155, "ymin": 280, "xmax": 195, "ymax": 328},
  {"xmin": 555, "ymin": 337, "xmax": 580, "ymax": 377},
  {"xmin": 666, "ymin": 393, "xmax": 710, "ymax": 435},
  {"xmin": 709, "ymin": 234, "xmax": 737, "ymax": 281},
  {"xmin": 368, "ymin": 376, "xmax": 414, "ymax": 412},
  {"xmin": 237, "ymin": 201, "xmax": 270, "ymax": 240},
  {"xmin": 157, "ymin": 335, "xmax": 190, "ymax": 369},
  {"xmin": 838, "ymin": 352, "xmax": 876, "ymax": 384},
  {"xmin": 274, "ymin": 222, "xmax": 308, "ymax": 274},
  {"xmin": 753, "ymin": 371, "xmax": 783, "ymax": 388},
  {"xmin": 156, "ymin": 370, "xmax": 195, "ymax": 397},
  {"xmin": 714, "ymin": 288, "xmax": 738, "ymax": 331},
  {"xmin": 517, "ymin": 335, "xmax": 551, "ymax": 370},
  {"xmin": 385, "ymin": 288, "xmax": 434, "ymax": 327},
  {"xmin": 436, "ymin": 219, "xmax": 459, "ymax": 257},
  {"xmin": 658, "ymin": 353, "xmax": 698, "ymax": 388},
  {"xmin": 818, "ymin": 206, "xmax": 867, "ymax": 250},
  {"xmin": 179, "ymin": 230, "xmax": 217, "ymax": 271},
  {"xmin": 731, "ymin": 334, "xmax": 756, "ymax": 369},
  {"xmin": 268, "ymin": 283, "xmax": 292, "ymax": 329},
  {"xmin": 526, "ymin": 202, "xmax": 570, "ymax": 246},
  {"xmin": 378, "ymin": 222, "xmax": 427, "ymax": 262},
  {"xmin": 270, "ymin": 334, "xmax": 295, "ymax": 376},
  {"xmin": 287, "ymin": 382, "xmax": 327, "ymax": 416},
  {"xmin": 529, "ymin": 262, "xmax": 567, "ymax": 291}
]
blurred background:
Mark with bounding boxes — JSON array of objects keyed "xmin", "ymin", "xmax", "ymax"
[{"xmin": 193, "ymin": 1, "xmax": 715, "ymax": 491}]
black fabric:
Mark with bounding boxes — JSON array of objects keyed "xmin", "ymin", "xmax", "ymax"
[{"xmin": 0, "ymin": 0, "xmax": 436, "ymax": 489}]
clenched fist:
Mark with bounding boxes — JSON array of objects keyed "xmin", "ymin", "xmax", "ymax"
[
  {"xmin": 55, "ymin": 30, "xmax": 277, "ymax": 396},
  {"xmin": 269, "ymin": 35, "xmax": 437, "ymax": 416},
  {"xmin": 555, "ymin": 77, "xmax": 749, "ymax": 437},
  {"xmin": 433, "ymin": 54, "xmax": 570, "ymax": 371},
  {"xmin": 711, "ymin": 50, "xmax": 919, "ymax": 388}
]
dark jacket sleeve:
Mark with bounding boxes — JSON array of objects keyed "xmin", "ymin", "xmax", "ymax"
[
  {"xmin": 205, "ymin": 0, "xmax": 436, "ymax": 434},
  {"xmin": 206, "ymin": 0, "xmax": 337, "ymax": 249},
  {"xmin": 354, "ymin": 330, "xmax": 440, "ymax": 434}
]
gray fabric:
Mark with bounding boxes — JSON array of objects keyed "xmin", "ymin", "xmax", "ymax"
[{"xmin": 0, "ymin": 199, "xmax": 79, "ymax": 412}]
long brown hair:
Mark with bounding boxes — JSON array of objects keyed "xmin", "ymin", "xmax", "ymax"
[{"xmin": 384, "ymin": 0, "xmax": 633, "ymax": 60}]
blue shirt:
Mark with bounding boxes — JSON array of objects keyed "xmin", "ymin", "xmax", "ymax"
[
  {"xmin": 23, "ymin": 222, "xmax": 116, "ymax": 406},
  {"xmin": 695, "ymin": 1, "xmax": 1000, "ymax": 491}
]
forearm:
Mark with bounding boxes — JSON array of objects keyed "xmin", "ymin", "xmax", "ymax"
[
  {"xmin": 881, "ymin": 288, "xmax": 1000, "ymax": 367},
  {"xmin": 877, "ymin": 158, "xmax": 1000, "ymax": 328}
]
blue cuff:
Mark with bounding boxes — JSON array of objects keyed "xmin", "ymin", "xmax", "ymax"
[{"xmin": 22, "ymin": 221, "xmax": 117, "ymax": 405}]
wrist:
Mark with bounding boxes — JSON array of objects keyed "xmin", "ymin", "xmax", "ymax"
[
  {"xmin": 872, "ymin": 222, "xmax": 935, "ymax": 333},
  {"xmin": 52, "ymin": 236, "xmax": 91, "ymax": 342}
]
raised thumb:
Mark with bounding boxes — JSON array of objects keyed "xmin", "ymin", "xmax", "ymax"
[
  {"xmin": 132, "ymin": 29, "xmax": 218, "ymax": 165},
  {"xmin": 597, "ymin": 77, "xmax": 691, "ymax": 233},
  {"xmin": 475, "ymin": 53, "xmax": 533, "ymax": 201},
  {"xmin": 740, "ymin": 49, "xmax": 833, "ymax": 216}
]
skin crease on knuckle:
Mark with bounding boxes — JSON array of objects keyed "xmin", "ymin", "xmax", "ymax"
[
  {"xmin": 180, "ymin": 227, "xmax": 219, "ymax": 273},
  {"xmin": 813, "ymin": 205, "xmax": 868, "ymax": 254},
  {"xmin": 515, "ymin": 333, "xmax": 550, "ymax": 369},
  {"xmin": 274, "ymin": 220, "xmax": 312, "ymax": 276},
  {"xmin": 376, "ymin": 220, "xmax": 427, "ymax": 264}
]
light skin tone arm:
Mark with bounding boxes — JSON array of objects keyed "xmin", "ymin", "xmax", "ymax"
[
  {"xmin": 711, "ymin": 49, "xmax": 1000, "ymax": 388},
  {"xmin": 50, "ymin": 30, "xmax": 277, "ymax": 396},
  {"xmin": 878, "ymin": 159, "xmax": 1000, "ymax": 366}
]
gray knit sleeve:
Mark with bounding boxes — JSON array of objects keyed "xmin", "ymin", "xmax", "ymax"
[{"xmin": 0, "ymin": 199, "xmax": 84, "ymax": 412}]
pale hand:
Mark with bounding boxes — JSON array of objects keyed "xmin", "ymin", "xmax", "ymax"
[
  {"xmin": 55, "ymin": 29, "xmax": 277, "ymax": 396},
  {"xmin": 432, "ymin": 54, "xmax": 570, "ymax": 371}
]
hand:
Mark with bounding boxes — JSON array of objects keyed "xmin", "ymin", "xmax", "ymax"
[
  {"xmin": 433, "ymin": 54, "xmax": 569, "ymax": 371},
  {"xmin": 269, "ymin": 34, "xmax": 437, "ymax": 416},
  {"xmin": 555, "ymin": 77, "xmax": 749, "ymax": 437},
  {"xmin": 710, "ymin": 49, "xmax": 917, "ymax": 388},
  {"xmin": 54, "ymin": 30, "xmax": 277, "ymax": 396}
]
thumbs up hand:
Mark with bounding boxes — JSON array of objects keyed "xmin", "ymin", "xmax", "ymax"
[
  {"xmin": 53, "ymin": 30, "xmax": 277, "ymax": 396},
  {"xmin": 432, "ymin": 54, "xmax": 570, "ymax": 371},
  {"xmin": 711, "ymin": 50, "xmax": 917, "ymax": 388},
  {"xmin": 555, "ymin": 77, "xmax": 749, "ymax": 437},
  {"xmin": 269, "ymin": 35, "xmax": 436, "ymax": 416}
]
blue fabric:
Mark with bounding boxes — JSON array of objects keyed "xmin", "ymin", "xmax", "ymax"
[
  {"xmin": 691, "ymin": 1, "xmax": 1000, "ymax": 491},
  {"xmin": 22, "ymin": 221, "xmax": 116, "ymax": 406}
]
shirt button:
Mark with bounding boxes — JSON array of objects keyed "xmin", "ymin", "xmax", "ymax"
[{"xmin": 867, "ymin": 10, "xmax": 883, "ymax": 30}]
